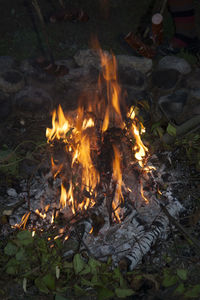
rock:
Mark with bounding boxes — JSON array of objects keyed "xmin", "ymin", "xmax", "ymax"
[
  {"xmin": 58, "ymin": 66, "xmax": 99, "ymax": 88},
  {"xmin": 0, "ymin": 70, "xmax": 25, "ymax": 93},
  {"xmin": 7, "ymin": 188, "xmax": 18, "ymax": 197},
  {"xmin": 0, "ymin": 91, "xmax": 12, "ymax": 121},
  {"xmin": 190, "ymin": 88, "xmax": 200, "ymax": 99},
  {"xmin": 158, "ymin": 55, "xmax": 191, "ymax": 75},
  {"xmin": 185, "ymin": 70, "xmax": 200, "ymax": 99},
  {"xmin": 116, "ymin": 55, "xmax": 153, "ymax": 74},
  {"xmin": 158, "ymin": 89, "xmax": 188, "ymax": 120},
  {"xmin": 186, "ymin": 69, "xmax": 200, "ymax": 89},
  {"xmin": 0, "ymin": 56, "xmax": 16, "ymax": 72},
  {"xmin": 152, "ymin": 69, "xmax": 180, "ymax": 90},
  {"xmin": 118, "ymin": 67, "xmax": 147, "ymax": 91},
  {"xmin": 125, "ymin": 89, "xmax": 152, "ymax": 107},
  {"xmin": 20, "ymin": 59, "xmax": 36, "ymax": 76},
  {"xmin": 74, "ymin": 49, "xmax": 110, "ymax": 69},
  {"xmin": 14, "ymin": 86, "xmax": 53, "ymax": 112},
  {"xmin": 56, "ymin": 58, "xmax": 78, "ymax": 69}
]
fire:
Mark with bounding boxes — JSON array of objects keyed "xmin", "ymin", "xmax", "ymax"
[
  {"xmin": 46, "ymin": 41, "xmax": 151, "ymax": 223},
  {"xmin": 112, "ymin": 145, "xmax": 123, "ymax": 222}
]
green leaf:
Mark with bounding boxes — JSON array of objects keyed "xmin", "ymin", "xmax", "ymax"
[
  {"xmin": 79, "ymin": 265, "xmax": 91, "ymax": 275},
  {"xmin": 42, "ymin": 274, "xmax": 55, "ymax": 291},
  {"xmin": 88, "ymin": 257, "xmax": 101, "ymax": 275},
  {"xmin": 6, "ymin": 257, "xmax": 19, "ymax": 275},
  {"xmin": 97, "ymin": 287, "xmax": 115, "ymax": 300},
  {"xmin": 166, "ymin": 123, "xmax": 176, "ymax": 137},
  {"xmin": 35, "ymin": 277, "xmax": 49, "ymax": 294},
  {"xmin": 16, "ymin": 248, "xmax": 26, "ymax": 261},
  {"xmin": 115, "ymin": 288, "xmax": 135, "ymax": 298},
  {"xmin": 162, "ymin": 270, "xmax": 178, "ymax": 287},
  {"xmin": 4, "ymin": 242, "xmax": 18, "ymax": 256},
  {"xmin": 113, "ymin": 268, "xmax": 126, "ymax": 288},
  {"xmin": 63, "ymin": 261, "xmax": 73, "ymax": 269},
  {"xmin": 73, "ymin": 253, "xmax": 86, "ymax": 275},
  {"xmin": 81, "ymin": 278, "xmax": 94, "ymax": 287},
  {"xmin": 91, "ymin": 274, "xmax": 103, "ymax": 287},
  {"xmin": 0, "ymin": 148, "xmax": 19, "ymax": 176},
  {"xmin": 17, "ymin": 230, "xmax": 33, "ymax": 246},
  {"xmin": 174, "ymin": 283, "xmax": 185, "ymax": 295},
  {"xmin": 185, "ymin": 285, "xmax": 200, "ymax": 298},
  {"xmin": 177, "ymin": 269, "xmax": 187, "ymax": 281},
  {"xmin": 73, "ymin": 284, "xmax": 85, "ymax": 296},
  {"xmin": 55, "ymin": 295, "xmax": 68, "ymax": 300}
]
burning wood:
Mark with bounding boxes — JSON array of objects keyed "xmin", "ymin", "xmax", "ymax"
[
  {"xmin": 46, "ymin": 46, "xmax": 151, "ymax": 222},
  {"xmin": 11, "ymin": 45, "xmax": 184, "ymax": 269}
]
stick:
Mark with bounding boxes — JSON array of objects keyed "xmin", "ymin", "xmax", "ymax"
[
  {"xmin": 143, "ymin": 0, "xmax": 168, "ymax": 39},
  {"xmin": 32, "ymin": 0, "xmax": 54, "ymax": 64},
  {"xmin": 160, "ymin": 0, "xmax": 168, "ymax": 15},
  {"xmin": 160, "ymin": 203, "xmax": 200, "ymax": 255},
  {"xmin": 24, "ymin": 0, "xmax": 46, "ymax": 57}
]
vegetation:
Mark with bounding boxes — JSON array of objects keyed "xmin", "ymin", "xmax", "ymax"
[{"xmin": 1, "ymin": 227, "xmax": 200, "ymax": 300}]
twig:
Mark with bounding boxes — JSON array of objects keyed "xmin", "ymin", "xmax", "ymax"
[
  {"xmin": 160, "ymin": 203, "xmax": 200, "ymax": 255},
  {"xmin": 32, "ymin": 0, "xmax": 54, "ymax": 64}
]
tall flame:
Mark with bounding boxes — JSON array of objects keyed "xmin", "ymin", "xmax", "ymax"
[{"xmin": 46, "ymin": 41, "xmax": 150, "ymax": 223}]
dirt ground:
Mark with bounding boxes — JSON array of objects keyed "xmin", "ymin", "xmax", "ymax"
[{"xmin": 0, "ymin": 0, "xmax": 174, "ymax": 61}]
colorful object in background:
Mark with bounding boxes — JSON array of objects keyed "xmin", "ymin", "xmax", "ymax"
[
  {"xmin": 152, "ymin": 13, "xmax": 163, "ymax": 45},
  {"xmin": 124, "ymin": 32, "xmax": 156, "ymax": 59}
]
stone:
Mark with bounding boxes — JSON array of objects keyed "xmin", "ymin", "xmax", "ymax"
[
  {"xmin": 0, "ymin": 70, "xmax": 25, "ymax": 93},
  {"xmin": 7, "ymin": 188, "xmax": 18, "ymax": 197},
  {"xmin": 152, "ymin": 69, "xmax": 180, "ymax": 90},
  {"xmin": 0, "ymin": 56, "xmax": 16, "ymax": 72},
  {"xmin": 14, "ymin": 86, "xmax": 53, "ymax": 112},
  {"xmin": 59, "ymin": 66, "xmax": 99, "ymax": 86},
  {"xmin": 20, "ymin": 59, "xmax": 36, "ymax": 76},
  {"xmin": 158, "ymin": 89, "xmax": 189, "ymax": 120},
  {"xmin": 74, "ymin": 49, "xmax": 111, "ymax": 69},
  {"xmin": 158, "ymin": 55, "xmax": 191, "ymax": 75},
  {"xmin": 190, "ymin": 89, "xmax": 200, "ymax": 99},
  {"xmin": 118, "ymin": 67, "xmax": 147, "ymax": 91},
  {"xmin": 56, "ymin": 58, "xmax": 78, "ymax": 69},
  {"xmin": 125, "ymin": 89, "xmax": 152, "ymax": 107},
  {"xmin": 0, "ymin": 91, "xmax": 12, "ymax": 121},
  {"xmin": 116, "ymin": 55, "xmax": 153, "ymax": 74}
]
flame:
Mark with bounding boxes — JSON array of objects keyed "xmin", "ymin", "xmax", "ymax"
[
  {"xmin": 16, "ymin": 211, "xmax": 31, "ymax": 229},
  {"xmin": 46, "ymin": 41, "xmax": 151, "ymax": 225},
  {"xmin": 112, "ymin": 145, "xmax": 123, "ymax": 222},
  {"xmin": 127, "ymin": 106, "xmax": 148, "ymax": 167},
  {"xmin": 35, "ymin": 209, "xmax": 47, "ymax": 219},
  {"xmin": 46, "ymin": 105, "xmax": 71, "ymax": 142}
]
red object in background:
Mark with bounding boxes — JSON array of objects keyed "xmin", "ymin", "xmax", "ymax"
[
  {"xmin": 124, "ymin": 32, "xmax": 156, "ymax": 58},
  {"xmin": 152, "ymin": 13, "xmax": 163, "ymax": 45}
]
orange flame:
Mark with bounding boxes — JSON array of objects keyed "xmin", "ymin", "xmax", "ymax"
[
  {"xmin": 46, "ymin": 41, "xmax": 151, "ymax": 224},
  {"xmin": 112, "ymin": 145, "xmax": 123, "ymax": 222}
]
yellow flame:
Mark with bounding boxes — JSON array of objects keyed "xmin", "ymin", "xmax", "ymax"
[
  {"xmin": 35, "ymin": 209, "xmax": 47, "ymax": 219},
  {"xmin": 45, "ymin": 42, "xmax": 151, "ymax": 225}
]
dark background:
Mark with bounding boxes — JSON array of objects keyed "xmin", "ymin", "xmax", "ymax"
[{"xmin": 0, "ymin": 0, "xmax": 200, "ymax": 60}]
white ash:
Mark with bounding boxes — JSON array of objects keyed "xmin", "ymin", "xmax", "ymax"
[{"xmin": 8, "ymin": 152, "xmax": 186, "ymax": 268}]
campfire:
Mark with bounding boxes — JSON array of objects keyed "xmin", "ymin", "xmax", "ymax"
[
  {"xmin": 13, "ymin": 44, "xmax": 183, "ymax": 270},
  {"xmin": 46, "ymin": 46, "xmax": 151, "ymax": 223}
]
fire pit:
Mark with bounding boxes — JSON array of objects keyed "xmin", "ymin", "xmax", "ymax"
[{"xmin": 9, "ymin": 47, "xmax": 184, "ymax": 270}]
